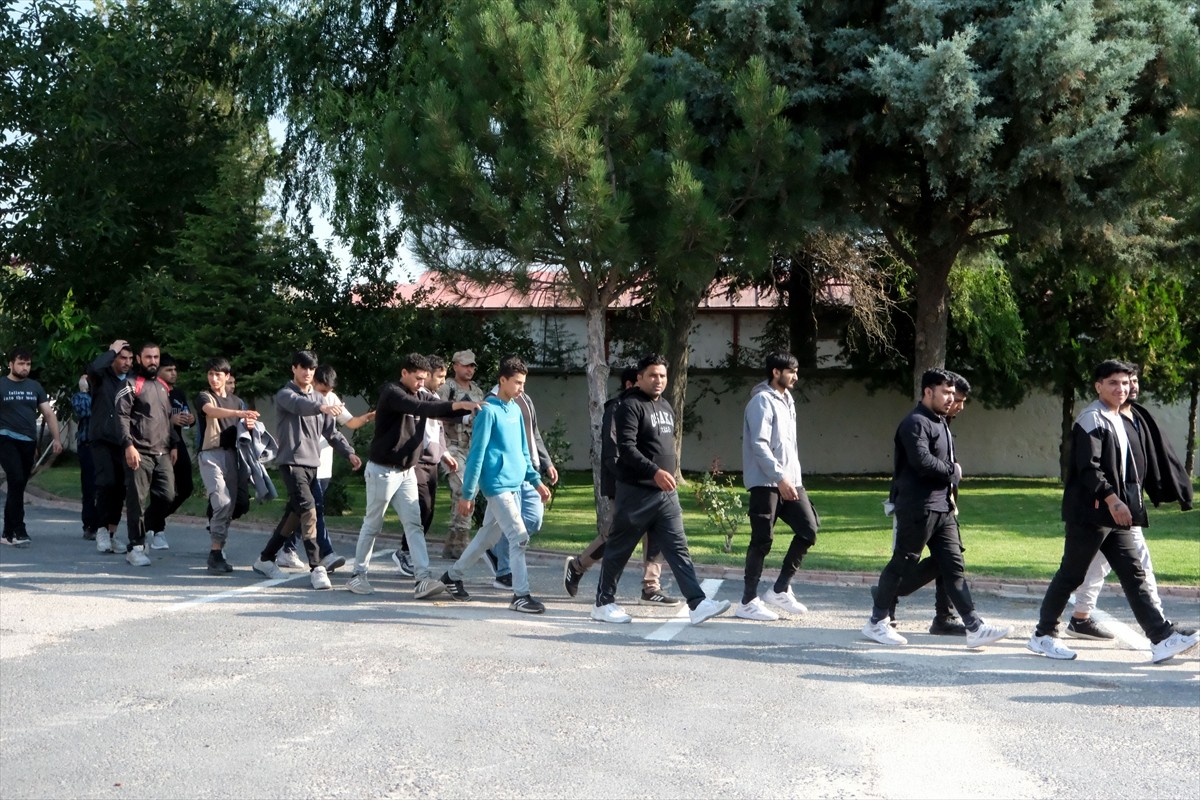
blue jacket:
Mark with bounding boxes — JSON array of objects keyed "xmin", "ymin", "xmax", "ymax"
[{"xmin": 460, "ymin": 395, "xmax": 541, "ymax": 501}]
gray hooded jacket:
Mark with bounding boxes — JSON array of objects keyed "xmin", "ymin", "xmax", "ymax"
[{"xmin": 742, "ymin": 380, "xmax": 803, "ymax": 490}]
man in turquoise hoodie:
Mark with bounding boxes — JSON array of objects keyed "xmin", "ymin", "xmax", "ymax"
[{"xmin": 440, "ymin": 356, "xmax": 550, "ymax": 613}]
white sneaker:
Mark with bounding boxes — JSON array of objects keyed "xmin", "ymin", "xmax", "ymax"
[
  {"xmin": 734, "ymin": 598, "xmax": 780, "ymax": 621},
  {"xmin": 253, "ymin": 559, "xmax": 286, "ymax": 580},
  {"xmin": 862, "ymin": 617, "xmax": 907, "ymax": 645},
  {"xmin": 762, "ymin": 587, "xmax": 808, "ymax": 615},
  {"xmin": 966, "ymin": 621, "xmax": 1011, "ymax": 648},
  {"xmin": 591, "ymin": 603, "xmax": 632, "ymax": 624},
  {"xmin": 689, "ymin": 598, "xmax": 732, "ymax": 625},
  {"xmin": 346, "ymin": 573, "xmax": 373, "ymax": 595},
  {"xmin": 275, "ymin": 549, "xmax": 306, "ymax": 570},
  {"xmin": 125, "ymin": 546, "xmax": 151, "ymax": 567},
  {"xmin": 1150, "ymin": 630, "xmax": 1200, "ymax": 664},
  {"xmin": 310, "ymin": 565, "xmax": 332, "ymax": 590},
  {"xmin": 1026, "ymin": 634, "xmax": 1077, "ymax": 660},
  {"xmin": 149, "ymin": 532, "xmax": 169, "ymax": 550},
  {"xmin": 96, "ymin": 530, "xmax": 114, "ymax": 554},
  {"xmin": 320, "ymin": 552, "xmax": 346, "ymax": 572}
]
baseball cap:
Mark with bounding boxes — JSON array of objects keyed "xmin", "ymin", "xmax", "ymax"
[{"xmin": 452, "ymin": 350, "xmax": 477, "ymax": 366}]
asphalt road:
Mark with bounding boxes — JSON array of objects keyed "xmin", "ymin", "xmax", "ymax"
[{"xmin": 1, "ymin": 500, "xmax": 1198, "ymax": 799}]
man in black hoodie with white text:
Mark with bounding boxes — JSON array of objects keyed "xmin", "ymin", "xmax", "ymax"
[{"xmin": 591, "ymin": 354, "xmax": 730, "ymax": 626}]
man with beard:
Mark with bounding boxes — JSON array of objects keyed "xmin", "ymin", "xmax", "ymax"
[
  {"xmin": 591, "ymin": 354, "xmax": 730, "ymax": 625},
  {"xmin": 735, "ymin": 351, "xmax": 818, "ymax": 621},
  {"xmin": 115, "ymin": 342, "xmax": 175, "ymax": 567},
  {"xmin": 0, "ymin": 347, "xmax": 63, "ymax": 546},
  {"xmin": 862, "ymin": 368, "xmax": 1009, "ymax": 649},
  {"xmin": 87, "ymin": 340, "xmax": 134, "ymax": 554},
  {"xmin": 142, "ymin": 353, "xmax": 195, "ymax": 551},
  {"xmin": 1059, "ymin": 364, "xmax": 1197, "ymax": 644}
]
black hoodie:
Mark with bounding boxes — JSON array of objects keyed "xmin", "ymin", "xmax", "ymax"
[{"xmin": 614, "ymin": 388, "xmax": 676, "ymax": 490}]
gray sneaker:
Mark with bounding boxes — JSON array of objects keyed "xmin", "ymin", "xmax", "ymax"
[
  {"xmin": 415, "ymin": 578, "xmax": 446, "ymax": 600},
  {"xmin": 347, "ymin": 573, "xmax": 373, "ymax": 595},
  {"xmin": 253, "ymin": 559, "xmax": 287, "ymax": 580}
]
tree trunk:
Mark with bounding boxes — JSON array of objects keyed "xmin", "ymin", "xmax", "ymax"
[
  {"xmin": 663, "ymin": 279, "xmax": 710, "ymax": 480},
  {"xmin": 1059, "ymin": 385, "xmax": 1075, "ymax": 484},
  {"xmin": 910, "ymin": 249, "xmax": 956, "ymax": 399},
  {"xmin": 786, "ymin": 257, "xmax": 818, "ymax": 369},
  {"xmin": 583, "ymin": 302, "xmax": 613, "ymax": 534},
  {"xmin": 1186, "ymin": 375, "xmax": 1198, "ymax": 477}
]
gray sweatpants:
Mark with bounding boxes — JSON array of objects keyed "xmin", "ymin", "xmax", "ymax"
[{"xmin": 199, "ymin": 449, "xmax": 238, "ymax": 545}]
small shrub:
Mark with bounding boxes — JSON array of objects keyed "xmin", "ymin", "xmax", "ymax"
[{"xmin": 692, "ymin": 458, "xmax": 742, "ymax": 552}]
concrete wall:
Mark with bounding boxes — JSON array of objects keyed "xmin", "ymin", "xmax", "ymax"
[
  {"xmin": 246, "ymin": 376, "xmax": 1196, "ymax": 478},
  {"xmin": 501, "ymin": 375, "xmax": 1199, "ymax": 478}
]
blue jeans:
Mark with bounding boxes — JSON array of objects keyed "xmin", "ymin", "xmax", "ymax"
[
  {"xmin": 450, "ymin": 490, "xmax": 530, "ymax": 595},
  {"xmin": 491, "ymin": 481, "xmax": 543, "ymax": 577}
]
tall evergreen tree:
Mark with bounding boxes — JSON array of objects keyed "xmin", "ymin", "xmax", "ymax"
[{"xmin": 702, "ymin": 0, "xmax": 1197, "ymax": 395}]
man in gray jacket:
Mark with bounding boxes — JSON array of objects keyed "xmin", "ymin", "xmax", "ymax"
[
  {"xmin": 736, "ymin": 352, "xmax": 818, "ymax": 621},
  {"xmin": 252, "ymin": 351, "xmax": 361, "ymax": 589}
]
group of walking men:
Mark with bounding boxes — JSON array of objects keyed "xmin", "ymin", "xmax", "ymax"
[{"xmin": 1, "ymin": 343, "xmax": 1197, "ymax": 658}]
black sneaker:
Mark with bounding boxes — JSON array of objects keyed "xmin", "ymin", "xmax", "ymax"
[
  {"xmin": 439, "ymin": 571, "xmax": 470, "ymax": 601},
  {"xmin": 482, "ymin": 549, "xmax": 499, "ymax": 577},
  {"xmin": 207, "ymin": 550, "xmax": 234, "ymax": 574},
  {"xmin": 929, "ymin": 615, "xmax": 968, "ymax": 636},
  {"xmin": 1, "ymin": 534, "xmax": 13, "ymax": 546},
  {"xmin": 563, "ymin": 557, "xmax": 583, "ymax": 598},
  {"xmin": 1066, "ymin": 616, "xmax": 1115, "ymax": 640},
  {"xmin": 639, "ymin": 590, "xmax": 684, "ymax": 606},
  {"xmin": 492, "ymin": 573, "xmax": 513, "ymax": 590},
  {"xmin": 11, "ymin": 531, "xmax": 31, "ymax": 547},
  {"xmin": 82, "ymin": 527, "xmax": 97, "ymax": 540},
  {"xmin": 510, "ymin": 594, "xmax": 545, "ymax": 614}
]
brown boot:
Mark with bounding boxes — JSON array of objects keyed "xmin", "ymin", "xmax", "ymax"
[{"xmin": 442, "ymin": 528, "xmax": 468, "ymax": 560}]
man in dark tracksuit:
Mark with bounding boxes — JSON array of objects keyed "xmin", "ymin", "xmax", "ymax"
[
  {"xmin": 1028, "ymin": 359, "xmax": 1200, "ymax": 663},
  {"xmin": 142, "ymin": 353, "xmax": 194, "ymax": 550},
  {"xmin": 591, "ymin": 354, "xmax": 730, "ymax": 626},
  {"xmin": 116, "ymin": 342, "xmax": 175, "ymax": 566},
  {"xmin": 87, "ymin": 340, "xmax": 134, "ymax": 554},
  {"xmin": 863, "ymin": 368, "xmax": 1009, "ymax": 648}
]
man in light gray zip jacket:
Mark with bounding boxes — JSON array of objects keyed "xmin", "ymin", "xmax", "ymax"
[{"xmin": 737, "ymin": 351, "xmax": 819, "ymax": 622}]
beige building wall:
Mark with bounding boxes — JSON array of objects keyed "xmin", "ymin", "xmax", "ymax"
[{"xmin": 248, "ymin": 374, "xmax": 1196, "ymax": 479}]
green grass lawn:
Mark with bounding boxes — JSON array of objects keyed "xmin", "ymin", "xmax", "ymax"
[{"xmin": 33, "ymin": 460, "xmax": 1200, "ymax": 585}]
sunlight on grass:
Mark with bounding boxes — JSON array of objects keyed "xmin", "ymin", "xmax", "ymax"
[{"xmin": 32, "ymin": 461, "xmax": 1199, "ymax": 585}]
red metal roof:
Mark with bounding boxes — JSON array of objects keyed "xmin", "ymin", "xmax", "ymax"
[{"xmin": 391, "ymin": 270, "xmax": 840, "ymax": 311}]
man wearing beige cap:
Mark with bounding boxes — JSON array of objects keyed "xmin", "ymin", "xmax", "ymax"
[{"xmin": 437, "ymin": 349, "xmax": 485, "ymax": 558}]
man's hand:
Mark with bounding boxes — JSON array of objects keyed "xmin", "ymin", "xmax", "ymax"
[
  {"xmin": 109, "ymin": 339, "xmax": 128, "ymax": 353},
  {"xmin": 546, "ymin": 465, "xmax": 559, "ymax": 486},
  {"xmin": 348, "ymin": 454, "xmax": 363, "ymax": 471},
  {"xmin": 952, "ymin": 462, "xmax": 963, "ymax": 486},
  {"xmin": 536, "ymin": 482, "xmax": 551, "ymax": 504},
  {"xmin": 170, "ymin": 450, "xmax": 178, "ymax": 466},
  {"xmin": 50, "ymin": 438, "xmax": 63, "ymax": 456},
  {"xmin": 457, "ymin": 498, "xmax": 474, "ymax": 518},
  {"xmin": 443, "ymin": 454, "xmax": 458, "ymax": 472},
  {"xmin": 452, "ymin": 401, "xmax": 481, "ymax": 413},
  {"xmin": 653, "ymin": 469, "xmax": 677, "ymax": 492},
  {"xmin": 1106, "ymin": 495, "xmax": 1133, "ymax": 527},
  {"xmin": 319, "ymin": 403, "xmax": 344, "ymax": 417},
  {"xmin": 170, "ymin": 412, "xmax": 190, "ymax": 427},
  {"xmin": 777, "ymin": 477, "xmax": 799, "ymax": 501},
  {"xmin": 125, "ymin": 445, "xmax": 140, "ymax": 470}
]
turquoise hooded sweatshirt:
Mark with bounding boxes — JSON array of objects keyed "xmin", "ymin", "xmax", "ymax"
[{"xmin": 460, "ymin": 394, "xmax": 541, "ymax": 500}]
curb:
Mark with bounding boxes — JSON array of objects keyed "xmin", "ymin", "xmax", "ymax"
[{"xmin": 23, "ymin": 486, "xmax": 1199, "ymax": 599}]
